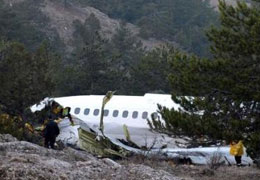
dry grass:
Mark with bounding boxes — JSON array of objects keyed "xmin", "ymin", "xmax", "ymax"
[
  {"xmin": 119, "ymin": 155, "xmax": 260, "ymax": 180},
  {"xmin": 207, "ymin": 151, "xmax": 225, "ymax": 170}
]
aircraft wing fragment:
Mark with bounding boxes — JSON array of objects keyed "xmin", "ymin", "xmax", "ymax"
[{"xmin": 78, "ymin": 125, "xmax": 129, "ymax": 158}]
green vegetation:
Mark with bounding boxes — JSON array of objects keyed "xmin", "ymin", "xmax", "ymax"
[
  {"xmin": 131, "ymin": 46, "xmax": 173, "ymax": 94},
  {"xmin": 0, "ymin": 41, "xmax": 55, "ymax": 116},
  {"xmin": 0, "ymin": 0, "xmax": 220, "ymax": 96},
  {"xmin": 0, "ymin": 0, "xmax": 64, "ymax": 52},
  {"xmin": 149, "ymin": 0, "xmax": 260, "ymax": 159},
  {"xmin": 75, "ymin": 0, "xmax": 219, "ymax": 57},
  {"xmin": 0, "ymin": 40, "xmax": 57, "ymax": 140},
  {"xmin": 57, "ymin": 15, "xmax": 146, "ymax": 95}
]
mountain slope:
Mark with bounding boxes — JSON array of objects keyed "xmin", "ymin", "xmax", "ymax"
[
  {"xmin": 209, "ymin": 0, "xmax": 238, "ymax": 7},
  {"xmin": 3, "ymin": 0, "xmax": 166, "ymax": 52},
  {"xmin": 41, "ymin": 1, "xmax": 134, "ymax": 50}
]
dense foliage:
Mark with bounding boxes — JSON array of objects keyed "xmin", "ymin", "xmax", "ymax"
[
  {"xmin": 0, "ymin": 0, "xmax": 64, "ymax": 52},
  {"xmin": 75, "ymin": 0, "xmax": 218, "ymax": 57},
  {"xmin": 0, "ymin": 40, "xmax": 57, "ymax": 139},
  {"xmin": 131, "ymin": 46, "xmax": 173, "ymax": 95},
  {"xmin": 149, "ymin": 0, "xmax": 260, "ymax": 159},
  {"xmin": 0, "ymin": 41, "xmax": 56, "ymax": 115},
  {"xmin": 57, "ymin": 15, "xmax": 148, "ymax": 95}
]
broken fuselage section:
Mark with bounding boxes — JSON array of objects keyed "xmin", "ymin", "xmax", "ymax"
[{"xmin": 31, "ymin": 94, "xmax": 253, "ymax": 165}]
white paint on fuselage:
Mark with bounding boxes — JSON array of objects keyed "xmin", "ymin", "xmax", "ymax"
[
  {"xmin": 31, "ymin": 93, "xmax": 183, "ymax": 148},
  {"xmin": 54, "ymin": 94, "xmax": 179, "ymax": 129},
  {"xmin": 54, "ymin": 94, "xmax": 183, "ymax": 148}
]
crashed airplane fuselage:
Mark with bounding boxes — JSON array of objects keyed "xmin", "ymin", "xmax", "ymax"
[
  {"xmin": 32, "ymin": 93, "xmax": 182, "ymax": 148},
  {"xmin": 31, "ymin": 93, "xmax": 253, "ymax": 165}
]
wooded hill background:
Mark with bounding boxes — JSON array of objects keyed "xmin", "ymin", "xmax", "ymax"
[
  {"xmin": 0, "ymin": 0, "xmax": 219, "ymax": 95},
  {"xmin": 0, "ymin": 0, "xmax": 259, "ymax": 160}
]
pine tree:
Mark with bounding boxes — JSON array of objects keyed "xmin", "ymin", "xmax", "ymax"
[
  {"xmin": 0, "ymin": 40, "xmax": 55, "ymax": 118},
  {"xmin": 150, "ymin": 0, "xmax": 260, "ymax": 159},
  {"xmin": 109, "ymin": 22, "xmax": 144, "ymax": 94},
  {"xmin": 131, "ymin": 46, "xmax": 173, "ymax": 95},
  {"xmin": 61, "ymin": 14, "xmax": 112, "ymax": 95}
]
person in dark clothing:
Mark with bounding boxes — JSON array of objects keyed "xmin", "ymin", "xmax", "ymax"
[{"xmin": 44, "ymin": 119, "xmax": 60, "ymax": 149}]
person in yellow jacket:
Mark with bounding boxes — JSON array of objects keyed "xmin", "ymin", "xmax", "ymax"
[{"xmin": 230, "ymin": 140, "xmax": 244, "ymax": 166}]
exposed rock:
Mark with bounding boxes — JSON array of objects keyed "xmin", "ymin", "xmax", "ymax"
[
  {"xmin": 3, "ymin": 0, "xmax": 168, "ymax": 52},
  {"xmin": 208, "ymin": 0, "xmax": 237, "ymax": 7},
  {"xmin": 126, "ymin": 164, "xmax": 181, "ymax": 180},
  {"xmin": 0, "ymin": 134, "xmax": 17, "ymax": 143},
  {"xmin": 0, "ymin": 134, "xmax": 185, "ymax": 180},
  {"xmin": 102, "ymin": 158, "xmax": 122, "ymax": 169},
  {"xmin": 40, "ymin": 0, "xmax": 166, "ymax": 51},
  {"xmin": 208, "ymin": 0, "xmax": 250, "ymax": 10}
]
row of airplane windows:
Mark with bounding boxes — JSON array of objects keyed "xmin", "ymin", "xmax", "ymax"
[{"xmin": 73, "ymin": 108, "xmax": 158, "ymax": 119}]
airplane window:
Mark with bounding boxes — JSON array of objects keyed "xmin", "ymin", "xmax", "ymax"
[
  {"xmin": 93, "ymin": 109, "xmax": 99, "ymax": 116},
  {"xmin": 132, "ymin": 111, "xmax": 138, "ymax": 119},
  {"xmin": 104, "ymin": 109, "xmax": 109, "ymax": 117},
  {"xmin": 113, "ymin": 110, "xmax": 119, "ymax": 117},
  {"xmin": 142, "ymin": 111, "xmax": 148, "ymax": 119},
  {"xmin": 122, "ymin": 111, "xmax": 128, "ymax": 118},
  {"xmin": 74, "ymin": 108, "xmax": 80, "ymax": 114},
  {"xmin": 84, "ymin": 108, "xmax": 90, "ymax": 115},
  {"xmin": 151, "ymin": 112, "xmax": 158, "ymax": 119}
]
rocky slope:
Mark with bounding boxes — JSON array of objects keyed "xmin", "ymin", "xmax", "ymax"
[
  {"xmin": 2, "ymin": 0, "xmax": 244, "ymax": 52},
  {"xmin": 0, "ymin": 134, "xmax": 183, "ymax": 180},
  {"xmin": 40, "ymin": 0, "xmax": 138, "ymax": 50},
  {"xmin": 209, "ymin": 0, "xmax": 246, "ymax": 8},
  {"xmin": 3, "ymin": 0, "xmax": 166, "ymax": 51}
]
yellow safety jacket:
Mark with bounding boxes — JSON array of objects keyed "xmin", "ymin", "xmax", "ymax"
[{"xmin": 230, "ymin": 140, "xmax": 244, "ymax": 156}]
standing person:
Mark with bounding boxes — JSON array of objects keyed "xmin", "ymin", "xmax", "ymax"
[
  {"xmin": 230, "ymin": 140, "xmax": 244, "ymax": 166},
  {"xmin": 44, "ymin": 118, "xmax": 60, "ymax": 149}
]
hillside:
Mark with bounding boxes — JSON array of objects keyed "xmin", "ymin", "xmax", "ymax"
[
  {"xmin": 41, "ymin": 0, "xmax": 138, "ymax": 50},
  {"xmin": 71, "ymin": 0, "xmax": 219, "ymax": 57},
  {"xmin": 209, "ymin": 0, "xmax": 237, "ymax": 7},
  {"xmin": 0, "ymin": 0, "xmax": 222, "ymax": 97},
  {"xmin": 2, "ymin": 0, "xmax": 220, "ymax": 56},
  {"xmin": 2, "ymin": 0, "xmax": 247, "ymax": 56},
  {"xmin": 3, "ymin": 0, "xmax": 166, "ymax": 52}
]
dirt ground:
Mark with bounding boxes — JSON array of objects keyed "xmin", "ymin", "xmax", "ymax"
[
  {"xmin": 120, "ymin": 158, "xmax": 260, "ymax": 180},
  {"xmin": 165, "ymin": 164, "xmax": 260, "ymax": 180}
]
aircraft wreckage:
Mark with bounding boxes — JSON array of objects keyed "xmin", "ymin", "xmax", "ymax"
[{"xmin": 31, "ymin": 92, "xmax": 253, "ymax": 165}]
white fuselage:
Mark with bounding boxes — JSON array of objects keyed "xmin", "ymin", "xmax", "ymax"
[
  {"xmin": 52, "ymin": 93, "xmax": 182, "ymax": 148},
  {"xmin": 54, "ymin": 93, "xmax": 179, "ymax": 129}
]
